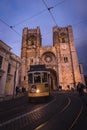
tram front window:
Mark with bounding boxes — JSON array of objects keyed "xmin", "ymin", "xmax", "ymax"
[
  {"xmin": 42, "ymin": 72, "xmax": 47, "ymax": 82},
  {"xmin": 34, "ymin": 72, "xmax": 41, "ymax": 83},
  {"xmin": 28, "ymin": 73, "xmax": 33, "ymax": 84}
]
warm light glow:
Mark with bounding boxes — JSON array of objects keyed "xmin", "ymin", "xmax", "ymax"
[{"xmin": 36, "ymin": 89, "xmax": 40, "ymax": 93}]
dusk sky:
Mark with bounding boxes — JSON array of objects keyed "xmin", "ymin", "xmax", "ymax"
[{"xmin": 0, "ymin": 0, "xmax": 87, "ymax": 74}]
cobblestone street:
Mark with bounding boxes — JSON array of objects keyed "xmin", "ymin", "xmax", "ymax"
[{"xmin": 0, "ymin": 91, "xmax": 87, "ymax": 130}]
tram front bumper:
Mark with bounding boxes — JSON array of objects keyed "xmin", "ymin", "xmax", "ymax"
[{"xmin": 28, "ymin": 92, "xmax": 50, "ymax": 97}]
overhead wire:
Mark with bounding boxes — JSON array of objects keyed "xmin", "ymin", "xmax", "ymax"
[
  {"xmin": 41, "ymin": 0, "xmax": 67, "ymax": 41},
  {"xmin": 42, "ymin": 0, "xmax": 58, "ymax": 26},
  {"xmin": 0, "ymin": 0, "xmax": 68, "ymax": 46},
  {"xmin": 12, "ymin": 0, "xmax": 67, "ymax": 28},
  {"xmin": 41, "ymin": 0, "xmax": 87, "ymax": 42},
  {"xmin": 53, "ymin": 0, "xmax": 67, "ymax": 8},
  {"xmin": 12, "ymin": 9, "xmax": 47, "ymax": 27},
  {"xmin": 0, "ymin": 0, "xmax": 87, "ymax": 68},
  {"xmin": 0, "ymin": 18, "xmax": 21, "ymax": 36},
  {"xmin": 41, "ymin": 0, "xmax": 67, "ymax": 26},
  {"xmin": 0, "ymin": 0, "xmax": 86, "ymax": 46}
]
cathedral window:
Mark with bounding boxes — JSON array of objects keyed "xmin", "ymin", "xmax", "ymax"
[
  {"xmin": 62, "ymin": 38, "xmax": 65, "ymax": 43},
  {"xmin": 29, "ymin": 35, "xmax": 36, "ymax": 46},
  {"xmin": 24, "ymin": 76, "xmax": 26, "ymax": 80},
  {"xmin": 7, "ymin": 63, "xmax": 11, "ymax": 73},
  {"xmin": 30, "ymin": 59, "xmax": 33, "ymax": 64},
  {"xmin": 0, "ymin": 55, "xmax": 3, "ymax": 69},
  {"xmin": 64, "ymin": 57, "xmax": 68, "ymax": 63},
  {"xmin": 31, "ymin": 40, "xmax": 34, "ymax": 45}
]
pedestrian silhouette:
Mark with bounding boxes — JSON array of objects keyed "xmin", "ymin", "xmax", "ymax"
[
  {"xmin": 16, "ymin": 86, "xmax": 19, "ymax": 95},
  {"xmin": 22, "ymin": 86, "xmax": 26, "ymax": 93},
  {"xmin": 77, "ymin": 82, "xmax": 84, "ymax": 96}
]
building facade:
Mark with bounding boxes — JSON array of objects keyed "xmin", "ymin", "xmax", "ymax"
[
  {"xmin": 21, "ymin": 25, "xmax": 84, "ymax": 90},
  {"xmin": 0, "ymin": 40, "xmax": 21, "ymax": 96}
]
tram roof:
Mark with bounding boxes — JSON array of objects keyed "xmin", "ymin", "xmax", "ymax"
[{"xmin": 29, "ymin": 64, "xmax": 48, "ymax": 72}]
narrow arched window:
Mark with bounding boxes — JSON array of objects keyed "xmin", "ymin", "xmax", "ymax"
[
  {"xmin": 64, "ymin": 57, "xmax": 68, "ymax": 63},
  {"xmin": 31, "ymin": 40, "xmax": 34, "ymax": 45},
  {"xmin": 7, "ymin": 63, "xmax": 11, "ymax": 73},
  {"xmin": 30, "ymin": 59, "xmax": 33, "ymax": 64},
  {"xmin": 0, "ymin": 56, "xmax": 3, "ymax": 69},
  {"xmin": 62, "ymin": 38, "xmax": 65, "ymax": 43}
]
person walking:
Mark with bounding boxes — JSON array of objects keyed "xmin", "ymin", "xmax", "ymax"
[
  {"xmin": 77, "ymin": 82, "xmax": 84, "ymax": 96},
  {"xmin": 16, "ymin": 86, "xmax": 19, "ymax": 95},
  {"xmin": 22, "ymin": 86, "xmax": 26, "ymax": 93}
]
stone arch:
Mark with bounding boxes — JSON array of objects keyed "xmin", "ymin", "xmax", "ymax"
[
  {"xmin": 48, "ymin": 68, "xmax": 58, "ymax": 90},
  {"xmin": 40, "ymin": 51, "xmax": 58, "ymax": 90}
]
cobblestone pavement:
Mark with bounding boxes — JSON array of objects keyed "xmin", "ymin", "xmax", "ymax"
[
  {"xmin": 0, "ymin": 91, "xmax": 87, "ymax": 130},
  {"xmin": 22, "ymin": 92, "xmax": 87, "ymax": 130},
  {"xmin": 0, "ymin": 93, "xmax": 27, "ymax": 102},
  {"xmin": 0, "ymin": 93, "xmax": 68, "ymax": 130}
]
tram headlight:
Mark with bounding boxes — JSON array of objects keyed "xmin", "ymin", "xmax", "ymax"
[{"xmin": 36, "ymin": 89, "xmax": 40, "ymax": 93}]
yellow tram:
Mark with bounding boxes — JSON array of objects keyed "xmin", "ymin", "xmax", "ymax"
[{"xmin": 28, "ymin": 65, "xmax": 51, "ymax": 99}]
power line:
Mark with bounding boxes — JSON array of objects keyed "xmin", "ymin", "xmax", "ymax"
[
  {"xmin": 0, "ymin": 17, "xmax": 21, "ymax": 36},
  {"xmin": 42, "ymin": 0, "xmax": 57, "ymax": 25},
  {"xmin": 42, "ymin": 0, "xmax": 67, "ymax": 25},
  {"xmin": 0, "ymin": 18, "xmax": 10, "ymax": 28},
  {"xmin": 53, "ymin": 0, "xmax": 67, "ymax": 8},
  {"xmin": 12, "ymin": 0, "xmax": 67, "ymax": 27},
  {"xmin": 9, "ymin": 26, "xmax": 21, "ymax": 36},
  {"xmin": 12, "ymin": 9, "xmax": 47, "ymax": 27},
  {"xmin": 49, "ymin": 10, "xmax": 58, "ymax": 25},
  {"xmin": 0, "ymin": 0, "xmax": 87, "ymax": 44}
]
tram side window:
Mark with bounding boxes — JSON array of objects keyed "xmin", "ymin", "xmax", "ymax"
[
  {"xmin": 28, "ymin": 73, "xmax": 33, "ymax": 83},
  {"xmin": 42, "ymin": 72, "xmax": 47, "ymax": 82},
  {"xmin": 34, "ymin": 72, "xmax": 41, "ymax": 83}
]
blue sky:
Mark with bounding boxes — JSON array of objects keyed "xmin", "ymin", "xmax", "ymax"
[{"xmin": 0, "ymin": 0, "xmax": 87, "ymax": 74}]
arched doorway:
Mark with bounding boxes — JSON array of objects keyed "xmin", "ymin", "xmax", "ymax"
[
  {"xmin": 41, "ymin": 51, "xmax": 58, "ymax": 90},
  {"xmin": 48, "ymin": 68, "xmax": 58, "ymax": 90}
]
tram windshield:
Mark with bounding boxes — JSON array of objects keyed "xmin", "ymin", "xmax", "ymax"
[
  {"xmin": 28, "ymin": 73, "xmax": 33, "ymax": 84},
  {"xmin": 34, "ymin": 72, "xmax": 41, "ymax": 83},
  {"xmin": 42, "ymin": 72, "xmax": 47, "ymax": 82},
  {"xmin": 28, "ymin": 71, "xmax": 49, "ymax": 84}
]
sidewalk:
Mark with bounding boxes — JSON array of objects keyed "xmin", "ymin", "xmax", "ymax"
[
  {"xmin": 0, "ymin": 92, "xmax": 28, "ymax": 111},
  {"xmin": 0, "ymin": 92, "xmax": 27, "ymax": 102}
]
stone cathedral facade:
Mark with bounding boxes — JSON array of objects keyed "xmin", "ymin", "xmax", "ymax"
[{"xmin": 21, "ymin": 25, "xmax": 84, "ymax": 90}]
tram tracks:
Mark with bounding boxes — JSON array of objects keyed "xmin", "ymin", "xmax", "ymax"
[
  {"xmin": 0, "ymin": 93, "xmax": 84, "ymax": 130},
  {"xmin": 34, "ymin": 94, "xmax": 83, "ymax": 130},
  {"xmin": 68, "ymin": 105, "xmax": 83, "ymax": 130},
  {"xmin": 35, "ymin": 96, "xmax": 71, "ymax": 130},
  {"xmin": 0, "ymin": 94, "xmax": 68, "ymax": 130}
]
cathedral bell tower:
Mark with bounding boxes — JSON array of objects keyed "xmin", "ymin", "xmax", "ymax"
[
  {"xmin": 21, "ymin": 26, "xmax": 42, "ymax": 88},
  {"xmin": 53, "ymin": 25, "xmax": 82, "ymax": 89}
]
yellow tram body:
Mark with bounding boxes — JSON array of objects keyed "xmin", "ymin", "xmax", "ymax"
[
  {"xmin": 28, "ymin": 84, "xmax": 50, "ymax": 97},
  {"xmin": 28, "ymin": 65, "xmax": 51, "ymax": 98}
]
